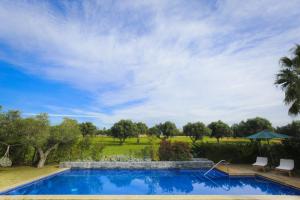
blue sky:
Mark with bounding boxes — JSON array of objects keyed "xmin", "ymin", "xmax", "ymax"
[{"xmin": 0, "ymin": 0, "xmax": 300, "ymax": 128}]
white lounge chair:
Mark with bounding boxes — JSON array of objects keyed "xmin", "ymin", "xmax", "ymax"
[
  {"xmin": 275, "ymin": 159, "xmax": 294, "ymax": 176},
  {"xmin": 252, "ymin": 157, "xmax": 268, "ymax": 172}
]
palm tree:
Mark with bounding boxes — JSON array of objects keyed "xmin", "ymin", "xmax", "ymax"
[{"xmin": 275, "ymin": 44, "xmax": 300, "ymax": 115}]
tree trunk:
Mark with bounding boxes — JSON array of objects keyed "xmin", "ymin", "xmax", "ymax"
[
  {"xmin": 136, "ymin": 136, "xmax": 140, "ymax": 144},
  {"xmin": 31, "ymin": 148, "xmax": 38, "ymax": 166},
  {"xmin": 37, "ymin": 154, "xmax": 47, "ymax": 168},
  {"xmin": 217, "ymin": 138, "xmax": 220, "ymax": 143},
  {"xmin": 36, "ymin": 144, "xmax": 58, "ymax": 168},
  {"xmin": 119, "ymin": 138, "xmax": 123, "ymax": 145}
]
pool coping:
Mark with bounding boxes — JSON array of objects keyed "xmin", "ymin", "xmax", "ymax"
[
  {"xmin": 0, "ymin": 168, "xmax": 70, "ymax": 194},
  {"xmin": 0, "ymin": 195, "xmax": 300, "ymax": 200},
  {"xmin": 0, "ymin": 167, "xmax": 300, "ymax": 199}
]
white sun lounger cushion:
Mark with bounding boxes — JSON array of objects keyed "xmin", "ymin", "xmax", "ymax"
[
  {"xmin": 252, "ymin": 157, "xmax": 268, "ymax": 167},
  {"xmin": 276, "ymin": 159, "xmax": 294, "ymax": 171}
]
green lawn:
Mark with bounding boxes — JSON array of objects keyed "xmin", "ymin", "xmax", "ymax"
[
  {"xmin": 0, "ymin": 165, "xmax": 60, "ymax": 191},
  {"xmin": 91, "ymin": 136, "xmax": 250, "ymax": 157}
]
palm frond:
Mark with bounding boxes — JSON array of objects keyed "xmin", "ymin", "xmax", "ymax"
[
  {"xmin": 280, "ymin": 57, "xmax": 293, "ymax": 68},
  {"xmin": 293, "ymin": 44, "xmax": 300, "ymax": 58},
  {"xmin": 284, "ymin": 87, "xmax": 298, "ymax": 103},
  {"xmin": 276, "ymin": 44, "xmax": 300, "ymax": 115},
  {"xmin": 288, "ymin": 100, "xmax": 300, "ymax": 115}
]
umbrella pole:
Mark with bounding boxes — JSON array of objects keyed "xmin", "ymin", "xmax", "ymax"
[
  {"xmin": 258, "ymin": 139, "xmax": 262, "ymax": 156},
  {"xmin": 267, "ymin": 139, "xmax": 274, "ymax": 168}
]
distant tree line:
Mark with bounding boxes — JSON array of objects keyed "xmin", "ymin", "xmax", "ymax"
[{"xmin": 1, "ymin": 105, "xmax": 300, "ymax": 167}]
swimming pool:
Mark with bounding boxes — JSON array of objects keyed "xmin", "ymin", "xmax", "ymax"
[{"xmin": 1, "ymin": 169, "xmax": 300, "ymax": 195}]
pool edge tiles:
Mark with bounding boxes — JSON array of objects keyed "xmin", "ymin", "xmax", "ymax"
[
  {"xmin": 0, "ymin": 168, "xmax": 70, "ymax": 194},
  {"xmin": 0, "ymin": 195, "xmax": 300, "ymax": 200}
]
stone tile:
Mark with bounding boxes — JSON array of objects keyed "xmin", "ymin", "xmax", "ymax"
[{"xmin": 217, "ymin": 164, "xmax": 300, "ymax": 189}]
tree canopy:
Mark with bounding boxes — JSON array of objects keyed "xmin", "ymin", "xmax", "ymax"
[
  {"xmin": 183, "ymin": 122, "xmax": 211, "ymax": 143},
  {"xmin": 79, "ymin": 122, "xmax": 97, "ymax": 136},
  {"xmin": 136, "ymin": 122, "xmax": 148, "ymax": 135},
  {"xmin": 277, "ymin": 120, "xmax": 300, "ymax": 138},
  {"xmin": 0, "ymin": 109, "xmax": 23, "ymax": 145},
  {"xmin": 135, "ymin": 122, "xmax": 148, "ymax": 143},
  {"xmin": 150, "ymin": 121, "xmax": 178, "ymax": 139},
  {"xmin": 111, "ymin": 120, "xmax": 137, "ymax": 144},
  {"xmin": 231, "ymin": 117, "xmax": 273, "ymax": 137},
  {"xmin": 22, "ymin": 115, "xmax": 81, "ymax": 168},
  {"xmin": 275, "ymin": 44, "xmax": 300, "ymax": 115},
  {"xmin": 208, "ymin": 120, "xmax": 232, "ymax": 143}
]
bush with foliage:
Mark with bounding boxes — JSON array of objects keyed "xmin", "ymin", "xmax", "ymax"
[
  {"xmin": 148, "ymin": 136, "xmax": 159, "ymax": 161},
  {"xmin": 158, "ymin": 140, "xmax": 192, "ymax": 161},
  {"xmin": 276, "ymin": 121, "xmax": 300, "ymax": 138},
  {"xmin": 192, "ymin": 139, "xmax": 300, "ymax": 169},
  {"xmin": 47, "ymin": 137, "xmax": 104, "ymax": 162},
  {"xmin": 158, "ymin": 140, "xmax": 173, "ymax": 160}
]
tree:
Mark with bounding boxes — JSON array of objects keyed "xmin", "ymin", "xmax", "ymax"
[
  {"xmin": 183, "ymin": 122, "xmax": 211, "ymax": 143},
  {"xmin": 277, "ymin": 121, "xmax": 300, "ymax": 138},
  {"xmin": 275, "ymin": 44, "xmax": 300, "ymax": 115},
  {"xmin": 0, "ymin": 109, "xmax": 23, "ymax": 145},
  {"xmin": 135, "ymin": 122, "xmax": 148, "ymax": 144},
  {"xmin": 231, "ymin": 117, "xmax": 273, "ymax": 137},
  {"xmin": 79, "ymin": 122, "xmax": 97, "ymax": 137},
  {"xmin": 208, "ymin": 120, "xmax": 232, "ymax": 143},
  {"xmin": 148, "ymin": 126, "xmax": 161, "ymax": 138},
  {"xmin": 150, "ymin": 121, "xmax": 178, "ymax": 139},
  {"xmin": 0, "ymin": 109, "xmax": 23, "ymax": 166},
  {"xmin": 22, "ymin": 116, "xmax": 81, "ymax": 168},
  {"xmin": 110, "ymin": 120, "xmax": 137, "ymax": 144}
]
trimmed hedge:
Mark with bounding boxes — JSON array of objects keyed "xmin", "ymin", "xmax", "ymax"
[
  {"xmin": 192, "ymin": 139, "xmax": 300, "ymax": 169},
  {"xmin": 159, "ymin": 140, "xmax": 192, "ymax": 161}
]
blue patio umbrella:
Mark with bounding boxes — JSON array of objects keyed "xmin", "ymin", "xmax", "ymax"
[
  {"xmin": 246, "ymin": 130, "xmax": 290, "ymax": 164},
  {"xmin": 247, "ymin": 130, "xmax": 290, "ymax": 141}
]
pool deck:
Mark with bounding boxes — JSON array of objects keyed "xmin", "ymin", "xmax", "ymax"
[
  {"xmin": 217, "ymin": 164, "xmax": 300, "ymax": 189},
  {"xmin": 0, "ymin": 164, "xmax": 300, "ymax": 200},
  {"xmin": 0, "ymin": 195, "xmax": 300, "ymax": 200}
]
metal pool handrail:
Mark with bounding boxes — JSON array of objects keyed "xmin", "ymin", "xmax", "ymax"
[{"xmin": 204, "ymin": 160, "xmax": 228, "ymax": 176}]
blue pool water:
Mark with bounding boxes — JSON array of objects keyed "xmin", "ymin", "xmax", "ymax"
[{"xmin": 1, "ymin": 169, "xmax": 300, "ymax": 195}]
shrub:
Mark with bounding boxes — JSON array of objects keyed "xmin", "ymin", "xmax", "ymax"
[
  {"xmin": 148, "ymin": 136, "xmax": 159, "ymax": 161},
  {"xmin": 158, "ymin": 140, "xmax": 172, "ymax": 161},
  {"xmin": 90, "ymin": 142, "xmax": 105, "ymax": 161},
  {"xmin": 47, "ymin": 137, "xmax": 104, "ymax": 162},
  {"xmin": 192, "ymin": 142, "xmax": 260, "ymax": 163},
  {"xmin": 158, "ymin": 140, "xmax": 192, "ymax": 161},
  {"xmin": 191, "ymin": 140, "xmax": 300, "ymax": 169},
  {"xmin": 171, "ymin": 142, "xmax": 192, "ymax": 161}
]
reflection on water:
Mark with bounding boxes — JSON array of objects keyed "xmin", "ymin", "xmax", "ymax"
[{"xmin": 3, "ymin": 169, "xmax": 300, "ymax": 195}]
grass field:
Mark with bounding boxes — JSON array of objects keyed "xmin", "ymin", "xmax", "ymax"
[
  {"xmin": 0, "ymin": 165, "xmax": 60, "ymax": 191},
  {"xmin": 91, "ymin": 136, "xmax": 250, "ymax": 157}
]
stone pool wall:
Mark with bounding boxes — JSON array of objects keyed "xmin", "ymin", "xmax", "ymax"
[{"xmin": 59, "ymin": 160, "xmax": 214, "ymax": 169}]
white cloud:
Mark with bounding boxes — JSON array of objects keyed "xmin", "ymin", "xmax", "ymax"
[{"xmin": 0, "ymin": 0, "xmax": 300, "ymax": 127}]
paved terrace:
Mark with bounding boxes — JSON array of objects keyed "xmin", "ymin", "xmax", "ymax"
[{"xmin": 217, "ymin": 164, "xmax": 300, "ymax": 189}]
